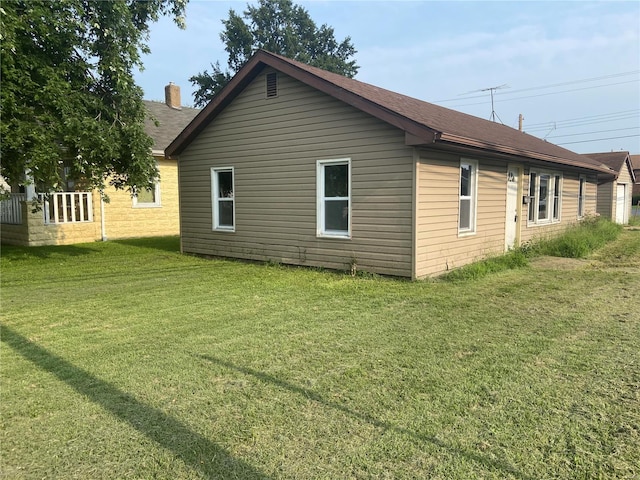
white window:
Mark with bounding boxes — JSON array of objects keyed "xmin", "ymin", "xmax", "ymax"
[
  {"xmin": 133, "ymin": 182, "xmax": 161, "ymax": 208},
  {"xmin": 578, "ymin": 176, "xmax": 586, "ymax": 218},
  {"xmin": 528, "ymin": 170, "xmax": 562, "ymax": 225},
  {"xmin": 211, "ymin": 167, "xmax": 235, "ymax": 231},
  {"xmin": 317, "ymin": 159, "xmax": 350, "ymax": 238},
  {"xmin": 459, "ymin": 159, "xmax": 478, "ymax": 234}
]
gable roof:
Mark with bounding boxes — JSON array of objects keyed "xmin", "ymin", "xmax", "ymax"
[
  {"xmin": 631, "ymin": 154, "xmax": 640, "ymax": 173},
  {"xmin": 584, "ymin": 151, "xmax": 636, "ymax": 183},
  {"xmin": 144, "ymin": 100, "xmax": 200, "ymax": 154},
  {"xmin": 167, "ymin": 50, "xmax": 611, "ymax": 174}
]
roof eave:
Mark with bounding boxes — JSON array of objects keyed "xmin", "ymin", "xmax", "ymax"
[
  {"xmin": 166, "ymin": 50, "xmax": 442, "ymax": 157},
  {"xmin": 166, "ymin": 55, "xmax": 268, "ymax": 157},
  {"xmin": 434, "ymin": 133, "xmax": 614, "ymax": 174}
]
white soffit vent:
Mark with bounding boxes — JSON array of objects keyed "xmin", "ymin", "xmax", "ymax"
[{"xmin": 266, "ymin": 72, "xmax": 278, "ymax": 98}]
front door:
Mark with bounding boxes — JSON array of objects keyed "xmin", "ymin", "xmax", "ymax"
[
  {"xmin": 505, "ymin": 165, "xmax": 520, "ymax": 250},
  {"xmin": 616, "ymin": 184, "xmax": 627, "ymax": 224}
]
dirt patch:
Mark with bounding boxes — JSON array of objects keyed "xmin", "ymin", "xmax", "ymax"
[{"xmin": 529, "ymin": 256, "xmax": 592, "ymax": 270}]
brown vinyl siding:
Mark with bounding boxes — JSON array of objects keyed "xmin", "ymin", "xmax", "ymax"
[
  {"xmin": 179, "ymin": 70, "xmax": 414, "ymax": 277},
  {"xmin": 415, "ymin": 151, "xmax": 507, "ymax": 277}
]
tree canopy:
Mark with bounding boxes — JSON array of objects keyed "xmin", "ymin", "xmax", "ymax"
[
  {"xmin": 0, "ymin": 0, "xmax": 187, "ymax": 195},
  {"xmin": 189, "ymin": 0, "xmax": 358, "ymax": 108}
]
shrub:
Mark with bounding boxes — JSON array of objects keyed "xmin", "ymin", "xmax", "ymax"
[{"xmin": 530, "ymin": 217, "xmax": 622, "ymax": 258}]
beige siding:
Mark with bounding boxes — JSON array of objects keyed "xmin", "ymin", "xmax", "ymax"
[
  {"xmin": 618, "ymin": 161, "xmax": 634, "ymax": 186},
  {"xmin": 597, "ymin": 161, "xmax": 634, "ymax": 222},
  {"xmin": 616, "ymin": 161, "xmax": 634, "ymax": 223},
  {"xmin": 179, "ymin": 70, "xmax": 414, "ymax": 277},
  {"xmin": 415, "ymin": 151, "xmax": 508, "ymax": 277},
  {"xmin": 103, "ymin": 157, "xmax": 180, "ymax": 239},
  {"xmin": 597, "ymin": 180, "xmax": 615, "ymax": 219}
]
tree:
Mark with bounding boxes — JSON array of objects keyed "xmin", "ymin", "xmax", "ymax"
[
  {"xmin": 189, "ymin": 0, "xmax": 358, "ymax": 108},
  {"xmin": 0, "ymin": 0, "xmax": 187, "ymax": 196}
]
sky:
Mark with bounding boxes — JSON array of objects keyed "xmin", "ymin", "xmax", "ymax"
[{"xmin": 134, "ymin": 1, "xmax": 640, "ymax": 155}]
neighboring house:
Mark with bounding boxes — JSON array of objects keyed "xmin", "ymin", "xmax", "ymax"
[
  {"xmin": 631, "ymin": 154, "xmax": 640, "ymax": 200},
  {"xmin": 0, "ymin": 84, "xmax": 199, "ymax": 246},
  {"xmin": 585, "ymin": 151, "xmax": 636, "ymax": 224},
  {"xmin": 167, "ymin": 50, "xmax": 612, "ymax": 278}
]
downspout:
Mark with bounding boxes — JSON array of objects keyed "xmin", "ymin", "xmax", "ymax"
[
  {"xmin": 411, "ymin": 148, "xmax": 419, "ymax": 280},
  {"xmin": 100, "ymin": 196, "xmax": 107, "ymax": 241}
]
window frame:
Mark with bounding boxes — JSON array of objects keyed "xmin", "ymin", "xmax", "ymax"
[
  {"xmin": 527, "ymin": 169, "xmax": 562, "ymax": 226},
  {"xmin": 211, "ymin": 166, "xmax": 235, "ymax": 232},
  {"xmin": 578, "ymin": 175, "xmax": 587, "ymax": 218},
  {"xmin": 458, "ymin": 159, "xmax": 478, "ymax": 236},
  {"xmin": 133, "ymin": 181, "xmax": 161, "ymax": 208},
  {"xmin": 316, "ymin": 158, "xmax": 351, "ymax": 239}
]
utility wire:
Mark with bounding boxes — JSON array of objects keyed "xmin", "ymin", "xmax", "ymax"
[
  {"xmin": 444, "ymin": 80, "xmax": 639, "ymax": 108},
  {"xmin": 525, "ymin": 114, "xmax": 640, "ymax": 133},
  {"xmin": 526, "ymin": 109, "xmax": 640, "ymax": 128},
  {"xmin": 433, "ymin": 70, "xmax": 640, "ymax": 103},
  {"xmin": 557, "ymin": 134, "xmax": 639, "ymax": 145},
  {"xmin": 545, "ymin": 127, "xmax": 640, "ymax": 139}
]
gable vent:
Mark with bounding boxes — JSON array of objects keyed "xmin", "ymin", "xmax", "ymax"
[{"xmin": 266, "ymin": 72, "xmax": 278, "ymax": 98}]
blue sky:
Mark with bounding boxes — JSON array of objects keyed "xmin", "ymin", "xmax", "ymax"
[{"xmin": 135, "ymin": 1, "xmax": 640, "ymax": 154}]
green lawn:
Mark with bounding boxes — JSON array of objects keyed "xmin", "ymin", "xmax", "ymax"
[{"xmin": 1, "ymin": 233, "xmax": 639, "ymax": 479}]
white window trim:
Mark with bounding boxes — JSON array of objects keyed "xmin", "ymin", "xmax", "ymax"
[
  {"xmin": 133, "ymin": 182, "xmax": 161, "ymax": 208},
  {"xmin": 211, "ymin": 166, "xmax": 235, "ymax": 232},
  {"xmin": 578, "ymin": 175, "xmax": 587, "ymax": 218},
  {"xmin": 317, "ymin": 158, "xmax": 351, "ymax": 239},
  {"xmin": 527, "ymin": 169, "xmax": 562, "ymax": 226},
  {"xmin": 458, "ymin": 159, "xmax": 478, "ymax": 236}
]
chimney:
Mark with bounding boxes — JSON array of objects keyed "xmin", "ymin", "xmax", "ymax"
[{"xmin": 164, "ymin": 82, "xmax": 181, "ymax": 109}]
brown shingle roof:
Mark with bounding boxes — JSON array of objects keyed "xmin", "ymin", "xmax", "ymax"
[
  {"xmin": 144, "ymin": 100, "xmax": 200, "ymax": 152},
  {"xmin": 584, "ymin": 151, "xmax": 634, "ymax": 182},
  {"xmin": 584, "ymin": 151, "xmax": 628, "ymax": 172},
  {"xmin": 167, "ymin": 50, "xmax": 611, "ymax": 174}
]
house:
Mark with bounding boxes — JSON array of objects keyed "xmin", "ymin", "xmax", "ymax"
[
  {"xmin": 167, "ymin": 50, "xmax": 612, "ymax": 278},
  {"xmin": 0, "ymin": 84, "xmax": 199, "ymax": 246},
  {"xmin": 585, "ymin": 151, "xmax": 636, "ymax": 224}
]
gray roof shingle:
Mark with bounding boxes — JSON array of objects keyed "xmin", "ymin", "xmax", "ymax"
[{"xmin": 143, "ymin": 100, "xmax": 200, "ymax": 152}]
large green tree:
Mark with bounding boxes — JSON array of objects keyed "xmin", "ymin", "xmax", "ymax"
[
  {"xmin": 0, "ymin": 0, "xmax": 187, "ymax": 196},
  {"xmin": 189, "ymin": 0, "xmax": 358, "ymax": 107}
]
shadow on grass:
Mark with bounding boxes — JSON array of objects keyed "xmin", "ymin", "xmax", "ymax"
[
  {"xmin": 112, "ymin": 236, "xmax": 180, "ymax": 253},
  {"xmin": 0, "ymin": 243, "xmax": 99, "ymax": 260},
  {"xmin": 198, "ymin": 354, "xmax": 534, "ymax": 480},
  {"xmin": 1, "ymin": 326, "xmax": 269, "ymax": 479}
]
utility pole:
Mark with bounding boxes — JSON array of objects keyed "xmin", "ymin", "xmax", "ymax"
[{"xmin": 518, "ymin": 114, "xmax": 524, "ymax": 132}]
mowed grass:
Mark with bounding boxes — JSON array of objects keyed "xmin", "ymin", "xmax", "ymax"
[{"xmin": 1, "ymin": 233, "xmax": 639, "ymax": 479}]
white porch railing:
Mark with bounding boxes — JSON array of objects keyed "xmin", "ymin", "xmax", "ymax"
[
  {"xmin": 39, "ymin": 192, "xmax": 93, "ymax": 224},
  {"xmin": 0, "ymin": 193, "xmax": 26, "ymax": 224}
]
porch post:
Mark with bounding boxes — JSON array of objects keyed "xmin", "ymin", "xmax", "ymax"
[{"xmin": 24, "ymin": 169, "xmax": 37, "ymax": 201}]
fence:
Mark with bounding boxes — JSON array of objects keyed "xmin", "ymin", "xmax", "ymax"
[
  {"xmin": 40, "ymin": 192, "xmax": 93, "ymax": 224},
  {"xmin": 0, "ymin": 193, "xmax": 26, "ymax": 224}
]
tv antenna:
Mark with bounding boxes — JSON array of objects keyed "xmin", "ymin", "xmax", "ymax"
[{"xmin": 463, "ymin": 84, "xmax": 509, "ymax": 123}]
